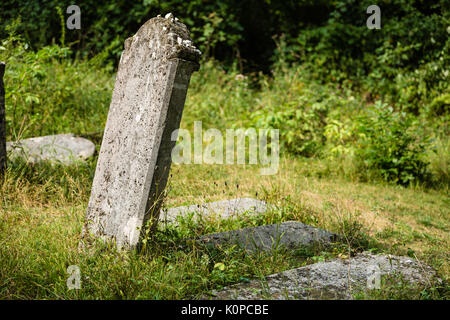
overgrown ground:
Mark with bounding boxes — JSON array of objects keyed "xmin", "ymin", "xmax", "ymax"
[
  {"xmin": 0, "ymin": 34, "xmax": 449, "ymax": 299},
  {"xmin": 1, "ymin": 156, "xmax": 449, "ymax": 299}
]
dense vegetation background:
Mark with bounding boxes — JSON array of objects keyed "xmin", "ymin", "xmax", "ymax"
[
  {"xmin": 0, "ymin": 0, "xmax": 449, "ymax": 300},
  {"xmin": 1, "ymin": 0, "xmax": 448, "ymax": 186},
  {"xmin": 1, "ymin": 0, "xmax": 449, "ymax": 73}
]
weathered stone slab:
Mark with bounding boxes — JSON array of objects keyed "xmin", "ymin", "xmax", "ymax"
[
  {"xmin": 6, "ymin": 133, "xmax": 95, "ymax": 164},
  {"xmin": 0, "ymin": 62, "xmax": 6, "ymax": 175},
  {"xmin": 208, "ymin": 252, "xmax": 439, "ymax": 300},
  {"xmin": 194, "ymin": 221, "xmax": 338, "ymax": 252},
  {"xmin": 83, "ymin": 14, "xmax": 201, "ymax": 249},
  {"xmin": 159, "ymin": 198, "xmax": 269, "ymax": 225}
]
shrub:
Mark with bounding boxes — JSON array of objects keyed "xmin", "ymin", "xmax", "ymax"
[
  {"xmin": 354, "ymin": 102, "xmax": 431, "ymax": 185},
  {"xmin": 0, "ymin": 29, "xmax": 114, "ymax": 140}
]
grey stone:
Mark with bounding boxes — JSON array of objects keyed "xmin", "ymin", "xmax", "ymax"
[
  {"xmin": 0, "ymin": 62, "xmax": 5, "ymax": 175},
  {"xmin": 6, "ymin": 133, "xmax": 95, "ymax": 164},
  {"xmin": 160, "ymin": 198, "xmax": 269, "ymax": 225},
  {"xmin": 195, "ymin": 221, "xmax": 338, "ymax": 252},
  {"xmin": 83, "ymin": 15, "xmax": 200, "ymax": 250},
  {"xmin": 207, "ymin": 252, "xmax": 440, "ymax": 300}
]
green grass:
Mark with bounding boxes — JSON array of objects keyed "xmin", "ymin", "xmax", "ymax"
[{"xmin": 0, "ymin": 156, "xmax": 448, "ymax": 299}]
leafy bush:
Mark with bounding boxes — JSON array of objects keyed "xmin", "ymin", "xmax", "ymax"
[
  {"xmin": 254, "ymin": 101, "xmax": 327, "ymax": 157},
  {"xmin": 0, "ymin": 28, "xmax": 113, "ymax": 140},
  {"xmin": 327, "ymin": 102, "xmax": 431, "ymax": 185},
  {"xmin": 429, "ymin": 93, "xmax": 450, "ymax": 117}
]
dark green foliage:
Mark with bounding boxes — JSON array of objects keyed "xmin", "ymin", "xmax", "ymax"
[
  {"xmin": 277, "ymin": 0, "xmax": 449, "ymax": 111},
  {"xmin": 2, "ymin": 0, "xmax": 448, "ymax": 76},
  {"xmin": 0, "ymin": 0, "xmax": 248, "ymax": 69}
]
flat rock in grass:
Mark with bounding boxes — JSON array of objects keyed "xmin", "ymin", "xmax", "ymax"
[
  {"xmin": 159, "ymin": 198, "xmax": 269, "ymax": 225},
  {"xmin": 195, "ymin": 221, "xmax": 338, "ymax": 252},
  {"xmin": 207, "ymin": 252, "xmax": 439, "ymax": 300},
  {"xmin": 7, "ymin": 133, "xmax": 96, "ymax": 164}
]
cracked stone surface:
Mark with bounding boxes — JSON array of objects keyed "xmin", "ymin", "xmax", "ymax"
[
  {"xmin": 206, "ymin": 252, "xmax": 439, "ymax": 300},
  {"xmin": 6, "ymin": 133, "xmax": 95, "ymax": 164},
  {"xmin": 159, "ymin": 198, "xmax": 269, "ymax": 225},
  {"xmin": 194, "ymin": 221, "xmax": 339, "ymax": 252}
]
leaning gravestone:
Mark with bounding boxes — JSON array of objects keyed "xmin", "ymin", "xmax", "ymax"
[
  {"xmin": 0, "ymin": 62, "xmax": 6, "ymax": 175},
  {"xmin": 82, "ymin": 14, "xmax": 201, "ymax": 249}
]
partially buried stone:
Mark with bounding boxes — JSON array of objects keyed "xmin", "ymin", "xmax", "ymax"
[
  {"xmin": 159, "ymin": 198, "xmax": 269, "ymax": 225},
  {"xmin": 6, "ymin": 133, "xmax": 95, "ymax": 164},
  {"xmin": 195, "ymin": 221, "xmax": 339, "ymax": 252},
  {"xmin": 207, "ymin": 252, "xmax": 440, "ymax": 300}
]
